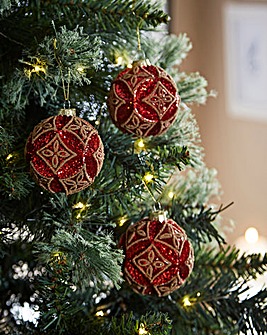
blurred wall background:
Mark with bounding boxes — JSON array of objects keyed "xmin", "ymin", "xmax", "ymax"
[{"xmin": 169, "ymin": 0, "xmax": 267, "ymax": 245}]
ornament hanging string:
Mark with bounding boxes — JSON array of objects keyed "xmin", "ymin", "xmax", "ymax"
[
  {"xmin": 53, "ymin": 38, "xmax": 71, "ymax": 107},
  {"xmin": 132, "ymin": 0, "xmax": 143, "ymax": 52},
  {"xmin": 158, "ymin": 171, "xmax": 176, "ymax": 202},
  {"xmin": 142, "ymin": 169, "xmax": 176, "ymax": 204},
  {"xmin": 61, "ymin": 67, "xmax": 71, "ymax": 104},
  {"xmin": 134, "ymin": 13, "xmax": 146, "ymax": 59},
  {"xmin": 142, "ymin": 177, "xmax": 166, "ymax": 222},
  {"xmin": 52, "ymin": 21, "xmax": 71, "ymax": 106},
  {"xmin": 142, "ymin": 178, "xmax": 157, "ymax": 203},
  {"xmin": 136, "ymin": 21, "xmax": 142, "ymax": 51}
]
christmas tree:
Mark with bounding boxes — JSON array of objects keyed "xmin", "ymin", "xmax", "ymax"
[{"xmin": 0, "ymin": 1, "xmax": 266, "ymax": 334}]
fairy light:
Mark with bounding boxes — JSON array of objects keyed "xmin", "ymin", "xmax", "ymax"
[
  {"xmin": 182, "ymin": 295, "xmax": 192, "ymax": 307},
  {"xmin": 51, "ymin": 251, "xmax": 66, "ymax": 264},
  {"xmin": 168, "ymin": 191, "xmax": 174, "ymax": 199},
  {"xmin": 77, "ymin": 66, "xmax": 85, "ymax": 73},
  {"xmin": 72, "ymin": 202, "xmax": 89, "ymax": 219},
  {"xmin": 143, "ymin": 172, "xmax": 154, "ymax": 183},
  {"xmin": 114, "ymin": 50, "xmax": 132, "ymax": 67},
  {"xmin": 134, "ymin": 138, "xmax": 146, "ymax": 154},
  {"xmin": 34, "ymin": 65, "xmax": 42, "ymax": 72},
  {"xmin": 95, "ymin": 310, "xmax": 104, "ymax": 317},
  {"xmin": 118, "ymin": 216, "xmax": 127, "ymax": 226},
  {"xmin": 6, "ymin": 154, "xmax": 13, "ymax": 161},
  {"xmin": 72, "ymin": 202, "xmax": 84, "ymax": 209},
  {"xmin": 53, "ymin": 252, "xmax": 61, "ymax": 258},
  {"xmin": 181, "ymin": 293, "xmax": 200, "ymax": 308},
  {"xmin": 136, "ymin": 138, "xmax": 145, "ymax": 149},
  {"xmin": 138, "ymin": 323, "xmax": 148, "ymax": 335},
  {"xmin": 22, "ymin": 58, "xmax": 47, "ymax": 79},
  {"xmin": 116, "ymin": 56, "xmax": 123, "ymax": 65}
]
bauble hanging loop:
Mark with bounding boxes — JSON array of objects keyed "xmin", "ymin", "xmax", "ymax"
[
  {"xmin": 25, "ymin": 109, "xmax": 104, "ymax": 195},
  {"xmin": 59, "ymin": 106, "xmax": 76, "ymax": 116},
  {"xmin": 149, "ymin": 201, "xmax": 167, "ymax": 223},
  {"xmin": 108, "ymin": 60, "xmax": 180, "ymax": 137}
]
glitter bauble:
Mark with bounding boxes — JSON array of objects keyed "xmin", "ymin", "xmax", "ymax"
[
  {"xmin": 108, "ymin": 60, "xmax": 180, "ymax": 137},
  {"xmin": 25, "ymin": 110, "xmax": 104, "ymax": 195},
  {"xmin": 121, "ymin": 217, "xmax": 194, "ymax": 296}
]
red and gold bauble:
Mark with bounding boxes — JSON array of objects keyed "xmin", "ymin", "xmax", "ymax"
[
  {"xmin": 120, "ymin": 214, "xmax": 194, "ymax": 297},
  {"xmin": 25, "ymin": 109, "xmax": 104, "ymax": 195},
  {"xmin": 108, "ymin": 60, "xmax": 180, "ymax": 137}
]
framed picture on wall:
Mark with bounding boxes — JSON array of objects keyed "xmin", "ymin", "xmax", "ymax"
[{"xmin": 224, "ymin": 3, "xmax": 267, "ymax": 121}]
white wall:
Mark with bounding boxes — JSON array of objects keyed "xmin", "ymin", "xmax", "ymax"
[{"xmin": 170, "ymin": 0, "xmax": 267, "ymax": 244}]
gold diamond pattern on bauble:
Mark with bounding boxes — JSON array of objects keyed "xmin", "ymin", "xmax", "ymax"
[
  {"xmin": 37, "ymin": 133, "xmax": 77, "ymax": 174},
  {"xmin": 133, "ymin": 245, "xmax": 171, "ymax": 281},
  {"xmin": 142, "ymin": 81, "xmax": 176, "ymax": 118}
]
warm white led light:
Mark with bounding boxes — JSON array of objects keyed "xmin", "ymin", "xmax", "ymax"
[
  {"xmin": 168, "ymin": 191, "xmax": 174, "ymax": 199},
  {"xmin": 116, "ymin": 56, "xmax": 123, "ymax": 65},
  {"xmin": 6, "ymin": 154, "xmax": 13, "ymax": 160},
  {"xmin": 182, "ymin": 296, "xmax": 192, "ymax": 307},
  {"xmin": 136, "ymin": 139, "xmax": 145, "ymax": 148},
  {"xmin": 245, "ymin": 227, "xmax": 259, "ymax": 244},
  {"xmin": 143, "ymin": 172, "xmax": 154, "ymax": 183},
  {"xmin": 77, "ymin": 66, "xmax": 85, "ymax": 73},
  {"xmin": 138, "ymin": 323, "xmax": 148, "ymax": 334},
  {"xmin": 118, "ymin": 216, "xmax": 127, "ymax": 226},
  {"xmin": 72, "ymin": 202, "xmax": 84, "ymax": 209}
]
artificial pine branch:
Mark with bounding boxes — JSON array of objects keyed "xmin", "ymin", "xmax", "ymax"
[
  {"xmin": 0, "ymin": 126, "xmax": 14, "ymax": 155},
  {"xmin": 142, "ymin": 33, "xmax": 193, "ymax": 70},
  {"xmin": 170, "ymin": 201, "xmax": 227, "ymax": 245},
  {"xmin": 169, "ymin": 246, "xmax": 267, "ymax": 334},
  {"xmin": 36, "ymin": 228, "xmax": 123, "ymax": 291},
  {"xmin": 0, "ymin": 1, "xmax": 266, "ymax": 334},
  {"xmin": 2, "ymin": 25, "xmax": 103, "ymax": 112}
]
